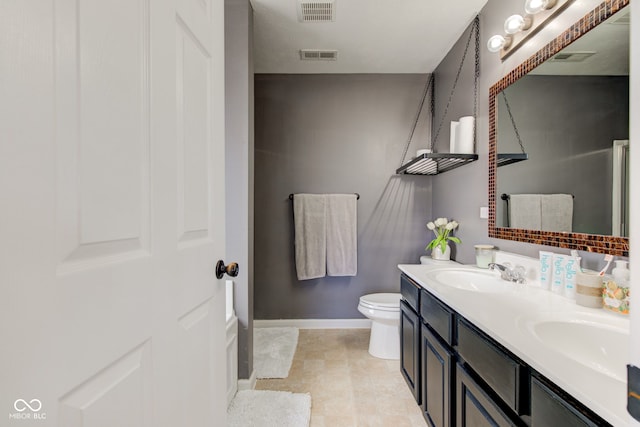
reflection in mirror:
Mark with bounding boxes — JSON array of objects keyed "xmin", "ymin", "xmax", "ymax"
[
  {"xmin": 488, "ymin": 0, "xmax": 629, "ymax": 255},
  {"xmin": 497, "ymin": 7, "xmax": 629, "ymax": 236}
]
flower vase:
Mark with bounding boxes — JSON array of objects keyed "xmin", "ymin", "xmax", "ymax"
[{"xmin": 431, "ymin": 244, "xmax": 451, "ymax": 261}]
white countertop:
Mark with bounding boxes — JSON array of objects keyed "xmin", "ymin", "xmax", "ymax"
[{"xmin": 399, "ymin": 263, "xmax": 631, "ymax": 426}]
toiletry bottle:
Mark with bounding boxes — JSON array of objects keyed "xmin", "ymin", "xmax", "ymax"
[
  {"xmin": 563, "ymin": 256, "xmax": 580, "ymax": 299},
  {"xmin": 612, "ymin": 260, "xmax": 630, "ymax": 284},
  {"xmin": 603, "ymin": 260, "xmax": 630, "ymax": 314},
  {"xmin": 539, "ymin": 251, "xmax": 553, "ymax": 290},
  {"xmin": 551, "ymin": 254, "xmax": 566, "ymax": 294}
]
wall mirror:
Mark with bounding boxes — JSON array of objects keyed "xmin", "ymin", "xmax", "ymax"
[{"xmin": 489, "ymin": 0, "xmax": 629, "ymax": 256}]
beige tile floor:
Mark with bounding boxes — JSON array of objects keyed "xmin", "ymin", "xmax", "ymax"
[{"xmin": 256, "ymin": 329, "xmax": 426, "ymax": 427}]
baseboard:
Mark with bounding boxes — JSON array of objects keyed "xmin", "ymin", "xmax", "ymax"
[
  {"xmin": 237, "ymin": 369, "xmax": 257, "ymax": 391},
  {"xmin": 253, "ymin": 318, "xmax": 372, "ymax": 329}
]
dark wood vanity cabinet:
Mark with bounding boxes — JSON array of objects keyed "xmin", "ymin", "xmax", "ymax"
[
  {"xmin": 400, "ymin": 275, "xmax": 422, "ymax": 404},
  {"xmin": 399, "ymin": 273, "xmax": 611, "ymax": 427}
]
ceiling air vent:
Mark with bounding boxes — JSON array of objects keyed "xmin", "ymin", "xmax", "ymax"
[
  {"xmin": 300, "ymin": 49, "xmax": 338, "ymax": 61},
  {"xmin": 297, "ymin": 0, "xmax": 335, "ymax": 22},
  {"xmin": 549, "ymin": 51, "xmax": 596, "ymax": 63}
]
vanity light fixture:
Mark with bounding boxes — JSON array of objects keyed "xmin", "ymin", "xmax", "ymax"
[
  {"xmin": 524, "ymin": 0, "xmax": 557, "ymax": 15},
  {"xmin": 487, "ymin": 35, "xmax": 511, "ymax": 53},
  {"xmin": 487, "ymin": 0, "xmax": 575, "ymax": 59},
  {"xmin": 504, "ymin": 14, "xmax": 531, "ymax": 34}
]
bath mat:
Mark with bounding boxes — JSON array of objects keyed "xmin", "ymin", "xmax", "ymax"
[
  {"xmin": 254, "ymin": 327, "xmax": 299, "ymax": 378},
  {"xmin": 228, "ymin": 390, "xmax": 311, "ymax": 427}
]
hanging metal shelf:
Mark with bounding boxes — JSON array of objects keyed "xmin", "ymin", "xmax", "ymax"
[
  {"xmin": 396, "ymin": 17, "xmax": 480, "ymax": 178},
  {"xmin": 497, "ymin": 153, "xmax": 528, "ymax": 167},
  {"xmin": 396, "ymin": 153, "xmax": 478, "ymax": 175}
]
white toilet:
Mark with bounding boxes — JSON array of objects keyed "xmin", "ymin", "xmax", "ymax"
[
  {"xmin": 358, "ymin": 293, "xmax": 401, "ymax": 359},
  {"xmin": 359, "ymin": 258, "xmax": 458, "ymax": 360}
]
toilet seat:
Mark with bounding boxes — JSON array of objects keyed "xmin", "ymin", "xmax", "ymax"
[{"xmin": 359, "ymin": 293, "xmax": 401, "ymax": 312}]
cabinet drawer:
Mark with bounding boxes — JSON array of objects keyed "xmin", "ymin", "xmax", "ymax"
[
  {"xmin": 401, "ymin": 274, "xmax": 421, "ymax": 312},
  {"xmin": 420, "ymin": 289, "xmax": 455, "ymax": 346},
  {"xmin": 531, "ymin": 376, "xmax": 606, "ymax": 427},
  {"xmin": 456, "ymin": 318, "xmax": 529, "ymax": 415}
]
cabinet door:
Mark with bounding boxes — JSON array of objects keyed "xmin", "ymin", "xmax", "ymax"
[
  {"xmin": 456, "ymin": 364, "xmax": 518, "ymax": 427},
  {"xmin": 401, "ymin": 299, "xmax": 421, "ymax": 403},
  {"xmin": 422, "ymin": 324, "xmax": 454, "ymax": 427},
  {"xmin": 531, "ymin": 377, "xmax": 602, "ymax": 427}
]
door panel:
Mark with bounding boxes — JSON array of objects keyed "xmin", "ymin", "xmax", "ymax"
[
  {"xmin": 55, "ymin": 0, "xmax": 151, "ymax": 271},
  {"xmin": 177, "ymin": 0, "xmax": 213, "ymax": 54},
  {"xmin": 1, "ymin": 0, "xmax": 226, "ymax": 425},
  {"xmin": 59, "ymin": 342, "xmax": 153, "ymax": 427},
  {"xmin": 178, "ymin": 299, "xmax": 217, "ymax": 427},
  {"xmin": 177, "ymin": 19, "xmax": 211, "ymax": 243},
  {"xmin": 175, "ymin": 0, "xmax": 227, "ymax": 422}
]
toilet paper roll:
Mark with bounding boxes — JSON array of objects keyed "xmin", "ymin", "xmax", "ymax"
[
  {"xmin": 456, "ymin": 116, "xmax": 475, "ymax": 154},
  {"xmin": 449, "ymin": 121, "xmax": 459, "ymax": 153}
]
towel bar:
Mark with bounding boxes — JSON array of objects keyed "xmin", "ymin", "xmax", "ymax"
[
  {"xmin": 289, "ymin": 193, "xmax": 360, "ymax": 200},
  {"xmin": 501, "ymin": 193, "xmax": 574, "ymax": 200}
]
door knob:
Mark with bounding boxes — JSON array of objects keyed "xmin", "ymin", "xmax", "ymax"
[{"xmin": 215, "ymin": 260, "xmax": 239, "ymax": 279}]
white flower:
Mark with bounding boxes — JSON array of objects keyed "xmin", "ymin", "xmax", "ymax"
[{"xmin": 425, "ymin": 216, "xmax": 462, "ymax": 252}]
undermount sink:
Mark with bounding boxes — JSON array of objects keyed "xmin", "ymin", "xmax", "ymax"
[
  {"xmin": 428, "ymin": 268, "xmax": 510, "ymax": 293},
  {"xmin": 522, "ymin": 314, "xmax": 629, "ymax": 382}
]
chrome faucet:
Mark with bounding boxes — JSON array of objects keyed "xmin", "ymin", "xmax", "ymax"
[{"xmin": 488, "ymin": 263, "xmax": 526, "ymax": 284}]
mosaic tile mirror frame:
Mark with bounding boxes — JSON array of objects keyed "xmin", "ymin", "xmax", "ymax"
[{"xmin": 488, "ymin": 0, "xmax": 630, "ymax": 256}]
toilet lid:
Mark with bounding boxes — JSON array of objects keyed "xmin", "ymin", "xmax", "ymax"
[{"xmin": 359, "ymin": 293, "xmax": 401, "ymax": 309}]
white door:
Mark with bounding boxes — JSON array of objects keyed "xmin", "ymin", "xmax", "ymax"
[{"xmin": 0, "ymin": 0, "xmax": 228, "ymax": 426}]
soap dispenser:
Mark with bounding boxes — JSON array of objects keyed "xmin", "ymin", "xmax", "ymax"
[
  {"xmin": 612, "ymin": 260, "xmax": 630, "ymax": 283},
  {"xmin": 603, "ymin": 260, "xmax": 630, "ymax": 314}
]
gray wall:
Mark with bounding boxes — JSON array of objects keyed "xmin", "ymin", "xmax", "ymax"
[
  {"xmin": 496, "ymin": 75, "xmax": 629, "ymax": 235},
  {"xmin": 225, "ymin": 0, "xmax": 254, "ymax": 379},
  {"xmin": 431, "ymin": 0, "xmax": 628, "ymax": 270},
  {"xmin": 254, "ymin": 74, "xmax": 433, "ymax": 319}
]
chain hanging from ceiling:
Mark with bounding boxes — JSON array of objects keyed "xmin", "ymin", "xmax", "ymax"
[
  {"xmin": 399, "ymin": 16, "xmax": 480, "ymax": 168},
  {"xmin": 398, "ymin": 74, "xmax": 434, "ymax": 168},
  {"xmin": 500, "ymin": 90, "xmax": 527, "ymax": 155}
]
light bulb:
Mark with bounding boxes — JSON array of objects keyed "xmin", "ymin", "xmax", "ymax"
[
  {"xmin": 504, "ymin": 15, "xmax": 526, "ymax": 34},
  {"xmin": 524, "ymin": 0, "xmax": 556, "ymax": 14},
  {"xmin": 487, "ymin": 35, "xmax": 506, "ymax": 53}
]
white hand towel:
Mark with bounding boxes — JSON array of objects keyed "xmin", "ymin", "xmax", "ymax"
[
  {"xmin": 326, "ymin": 194, "xmax": 357, "ymax": 277},
  {"xmin": 509, "ymin": 194, "xmax": 542, "ymax": 230},
  {"xmin": 293, "ymin": 194, "xmax": 326, "ymax": 280},
  {"xmin": 541, "ymin": 194, "xmax": 573, "ymax": 232}
]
